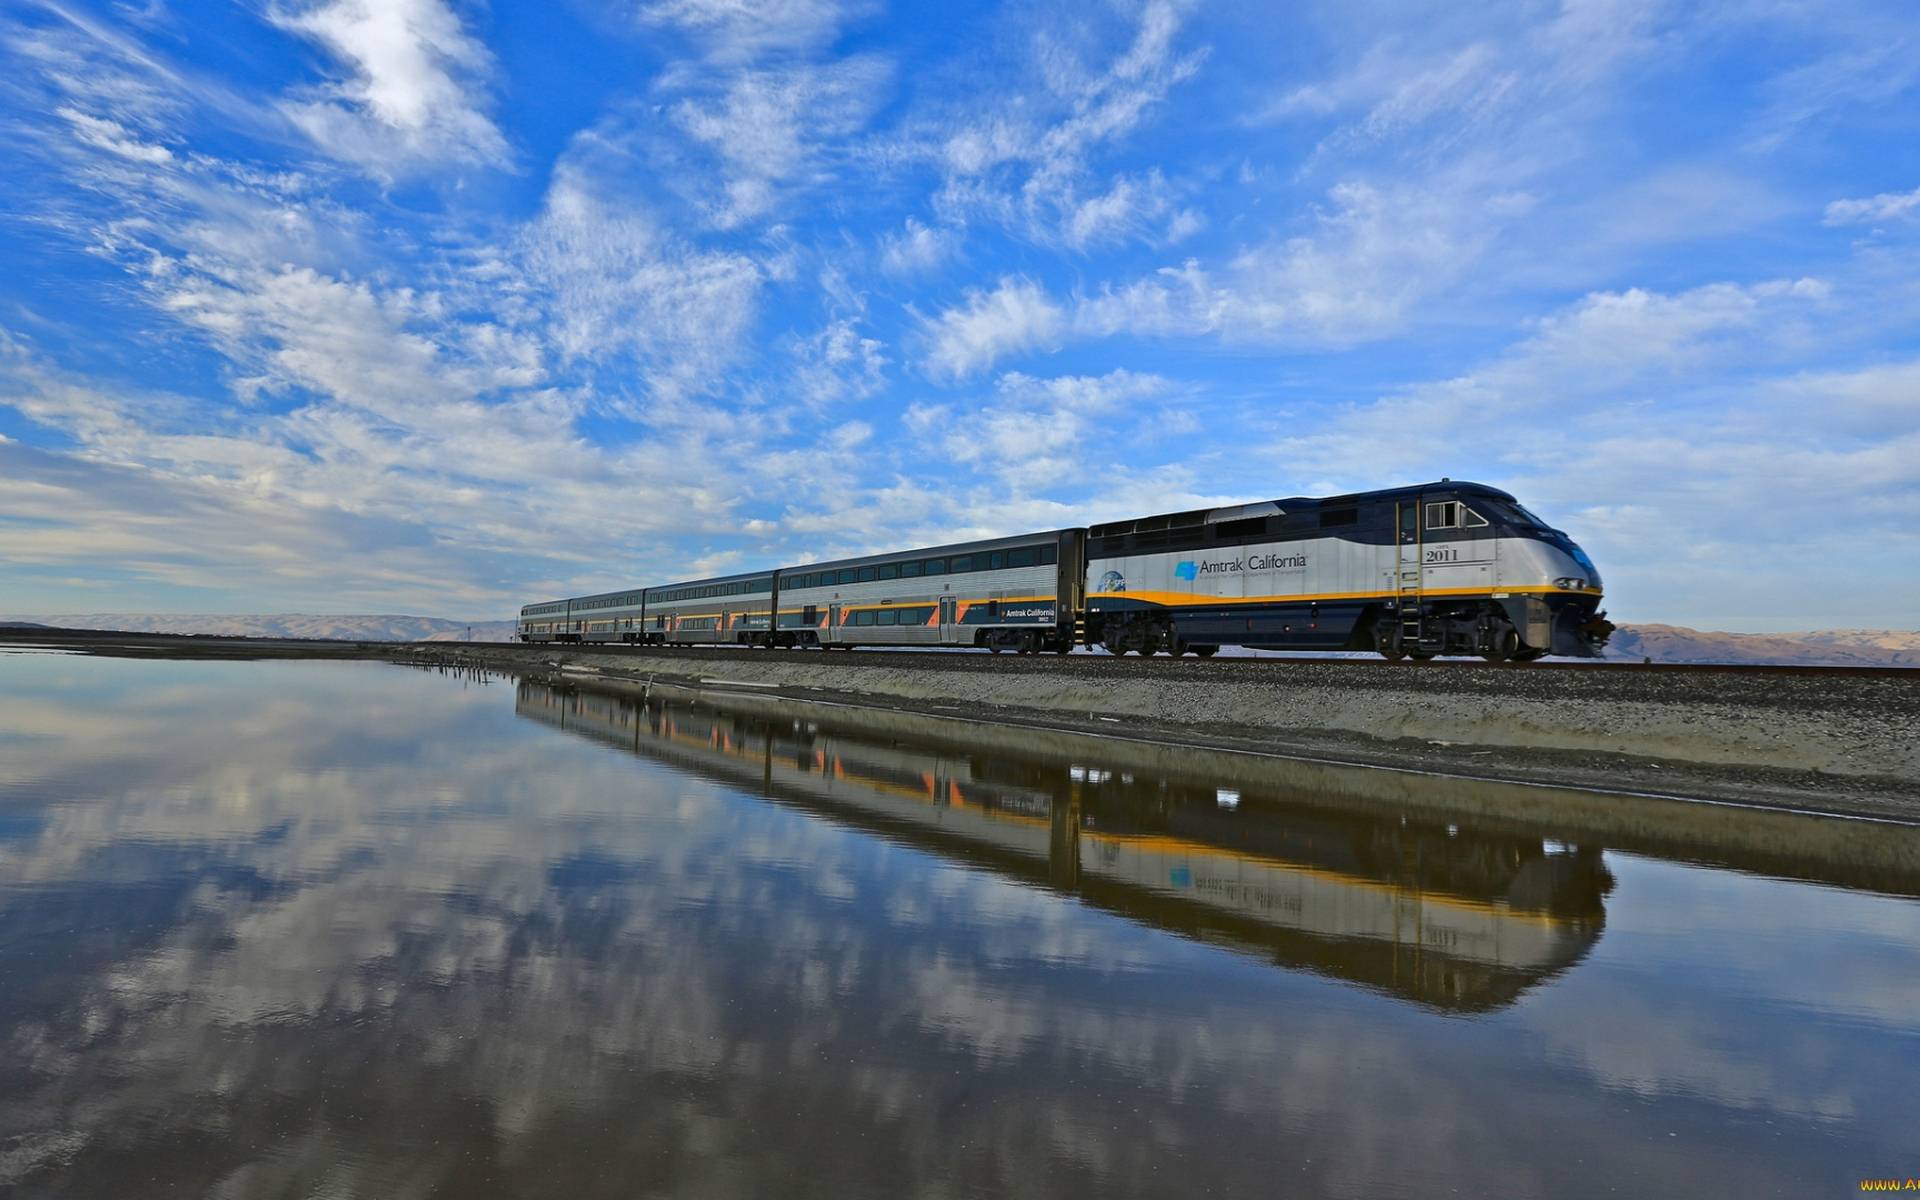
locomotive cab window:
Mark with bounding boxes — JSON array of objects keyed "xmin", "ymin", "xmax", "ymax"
[{"xmin": 1426, "ymin": 501, "xmax": 1489, "ymax": 530}]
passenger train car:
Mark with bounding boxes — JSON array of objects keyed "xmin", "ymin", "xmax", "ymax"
[{"xmin": 519, "ymin": 479, "xmax": 1610, "ymax": 661}]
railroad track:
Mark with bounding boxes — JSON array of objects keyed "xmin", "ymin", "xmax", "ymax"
[
  {"xmin": 460, "ymin": 640, "xmax": 1916, "ymax": 679},
  {"xmin": 5, "ymin": 629, "xmax": 1910, "ymax": 679}
]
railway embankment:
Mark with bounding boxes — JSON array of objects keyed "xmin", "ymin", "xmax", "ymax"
[
  {"xmin": 391, "ymin": 641, "xmax": 1920, "ymax": 823},
  {"xmin": 11, "ymin": 629, "xmax": 1916, "ymax": 822}
]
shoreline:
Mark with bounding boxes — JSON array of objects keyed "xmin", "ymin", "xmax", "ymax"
[{"xmin": 12, "ymin": 628, "xmax": 1919, "ymax": 824}]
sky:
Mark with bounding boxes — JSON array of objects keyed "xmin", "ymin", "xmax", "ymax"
[{"xmin": 0, "ymin": 0, "xmax": 1916, "ymax": 631}]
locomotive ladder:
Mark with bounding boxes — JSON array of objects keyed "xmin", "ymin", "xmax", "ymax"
[{"xmin": 1395, "ymin": 501, "xmax": 1425, "ymax": 650}]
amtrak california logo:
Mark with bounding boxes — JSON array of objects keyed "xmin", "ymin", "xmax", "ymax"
[
  {"xmin": 1098, "ymin": 569, "xmax": 1126, "ymax": 593},
  {"xmin": 1179, "ymin": 552, "xmax": 1308, "ymax": 579}
]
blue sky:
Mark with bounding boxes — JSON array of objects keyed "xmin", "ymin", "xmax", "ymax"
[{"xmin": 1, "ymin": 0, "xmax": 1916, "ymax": 630}]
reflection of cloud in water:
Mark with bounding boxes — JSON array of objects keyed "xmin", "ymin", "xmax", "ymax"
[{"xmin": 0, "ymin": 656, "xmax": 1915, "ymax": 1198}]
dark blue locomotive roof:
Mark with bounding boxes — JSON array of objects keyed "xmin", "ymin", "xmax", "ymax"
[{"xmin": 1089, "ymin": 479, "xmax": 1517, "ymax": 539}]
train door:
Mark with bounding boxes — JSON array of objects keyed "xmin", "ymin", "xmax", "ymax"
[
  {"xmin": 938, "ymin": 595, "xmax": 958, "ymax": 644},
  {"xmin": 1395, "ymin": 501, "xmax": 1421, "ymax": 592},
  {"xmin": 828, "ymin": 603, "xmax": 842, "ymax": 645},
  {"xmin": 1392, "ymin": 500, "xmax": 1424, "ymax": 651}
]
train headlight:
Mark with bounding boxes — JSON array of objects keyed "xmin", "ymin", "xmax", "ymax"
[{"xmin": 1554, "ymin": 576, "xmax": 1588, "ymax": 591}]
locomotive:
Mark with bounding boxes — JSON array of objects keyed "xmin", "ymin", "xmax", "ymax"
[{"xmin": 518, "ymin": 479, "xmax": 1611, "ymax": 661}]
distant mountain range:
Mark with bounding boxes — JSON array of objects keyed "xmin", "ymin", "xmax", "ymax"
[
  {"xmin": 1602, "ymin": 625, "xmax": 1920, "ymax": 667},
  {"xmin": 3, "ymin": 614, "xmax": 1916, "ymax": 666}
]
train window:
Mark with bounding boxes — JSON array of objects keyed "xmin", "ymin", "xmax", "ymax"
[
  {"xmin": 1464, "ymin": 507, "xmax": 1489, "ymax": 528},
  {"xmin": 876, "ymin": 609, "xmax": 896, "ymax": 626},
  {"xmin": 1427, "ymin": 502, "xmax": 1461, "ymax": 530},
  {"xmin": 854, "ymin": 610, "xmax": 877, "ymax": 626},
  {"xmin": 1038, "ymin": 544, "xmax": 1057, "ymax": 565},
  {"xmin": 989, "ymin": 551, "xmax": 1005, "ymax": 570},
  {"xmin": 857, "ymin": 566, "xmax": 877, "ymax": 583},
  {"xmin": 950, "ymin": 555, "xmax": 972, "ymax": 573},
  {"xmin": 901, "ymin": 560, "xmax": 923, "ymax": 578},
  {"xmin": 1008, "ymin": 547, "xmax": 1034, "ymax": 568},
  {"xmin": 834, "ymin": 569, "xmax": 850, "ymax": 585},
  {"xmin": 925, "ymin": 557, "xmax": 946, "ymax": 575},
  {"xmin": 1320, "ymin": 508, "xmax": 1357, "ymax": 528},
  {"xmin": 986, "ymin": 600, "xmax": 1000, "ymax": 619},
  {"xmin": 878, "ymin": 563, "xmax": 898, "ymax": 580}
]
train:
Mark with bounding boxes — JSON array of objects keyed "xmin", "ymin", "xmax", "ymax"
[{"xmin": 519, "ymin": 479, "xmax": 1612, "ymax": 661}]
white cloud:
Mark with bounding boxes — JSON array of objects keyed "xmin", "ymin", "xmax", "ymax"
[
  {"xmin": 1266, "ymin": 40, "xmax": 1518, "ymax": 153},
  {"xmin": 1078, "ymin": 177, "xmax": 1511, "ymax": 347},
  {"xmin": 270, "ymin": 0, "xmax": 507, "ymax": 170},
  {"xmin": 880, "ymin": 218, "xmax": 957, "ymax": 275},
  {"xmin": 925, "ymin": 0, "xmax": 1204, "ymax": 247},
  {"xmin": 911, "ymin": 369, "xmax": 1171, "ymax": 490},
  {"xmin": 1824, "ymin": 185, "xmax": 1920, "ymax": 226},
  {"xmin": 636, "ymin": 0, "xmax": 871, "ymax": 62},
  {"xmin": 791, "ymin": 316, "xmax": 887, "ymax": 406},
  {"xmin": 668, "ymin": 56, "xmax": 890, "ymax": 228},
  {"xmin": 1061, "ymin": 170, "xmax": 1186, "ymax": 250},
  {"xmin": 919, "ymin": 277, "xmax": 1065, "ymax": 380},
  {"xmin": 54, "ymin": 106, "xmax": 174, "ymax": 163},
  {"xmin": 521, "ymin": 169, "xmax": 763, "ymax": 400},
  {"xmin": 1237, "ymin": 275, "xmax": 1920, "ymax": 627}
]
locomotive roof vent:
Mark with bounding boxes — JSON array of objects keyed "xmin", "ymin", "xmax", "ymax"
[{"xmin": 1205, "ymin": 501, "xmax": 1285, "ymax": 523}]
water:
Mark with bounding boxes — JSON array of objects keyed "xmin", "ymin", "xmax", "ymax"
[{"xmin": 1, "ymin": 653, "xmax": 1916, "ymax": 1198}]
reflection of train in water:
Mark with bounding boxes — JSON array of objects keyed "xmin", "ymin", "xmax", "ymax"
[{"xmin": 515, "ymin": 681, "xmax": 1612, "ymax": 1012}]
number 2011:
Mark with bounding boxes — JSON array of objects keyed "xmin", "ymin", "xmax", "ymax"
[{"xmin": 1424, "ymin": 548, "xmax": 1458, "ymax": 563}]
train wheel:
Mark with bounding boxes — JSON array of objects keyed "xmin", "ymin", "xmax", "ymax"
[
  {"xmin": 1409, "ymin": 649, "xmax": 1437, "ymax": 661},
  {"xmin": 1193, "ymin": 644, "xmax": 1219, "ymax": 658},
  {"xmin": 1482, "ymin": 624, "xmax": 1520, "ymax": 663}
]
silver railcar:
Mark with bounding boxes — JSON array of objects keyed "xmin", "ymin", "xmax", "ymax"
[
  {"xmin": 641, "ymin": 571, "xmax": 775, "ymax": 646},
  {"xmin": 774, "ymin": 529, "xmax": 1082, "ymax": 652}
]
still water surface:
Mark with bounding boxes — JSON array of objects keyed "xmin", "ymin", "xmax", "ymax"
[{"xmin": 1, "ymin": 653, "xmax": 1916, "ymax": 1198}]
